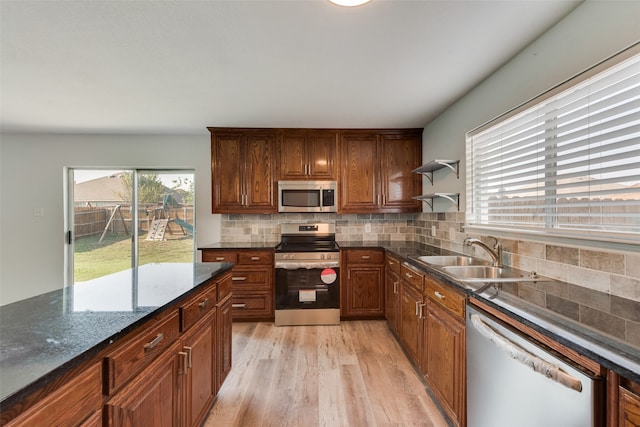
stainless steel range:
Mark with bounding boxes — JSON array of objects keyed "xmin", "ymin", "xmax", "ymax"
[{"xmin": 274, "ymin": 223, "xmax": 340, "ymax": 326}]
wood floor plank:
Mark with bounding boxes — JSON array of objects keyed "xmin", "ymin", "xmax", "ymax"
[{"xmin": 204, "ymin": 320, "xmax": 449, "ymax": 427}]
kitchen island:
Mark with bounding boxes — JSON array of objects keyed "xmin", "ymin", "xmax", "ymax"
[{"xmin": 0, "ymin": 261, "xmax": 234, "ymax": 425}]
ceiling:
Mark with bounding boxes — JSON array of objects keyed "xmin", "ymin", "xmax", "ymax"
[{"xmin": 0, "ymin": 0, "xmax": 581, "ymax": 135}]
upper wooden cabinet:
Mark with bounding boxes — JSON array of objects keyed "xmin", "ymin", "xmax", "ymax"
[
  {"xmin": 210, "ymin": 128, "xmax": 277, "ymax": 214},
  {"xmin": 339, "ymin": 129, "xmax": 422, "ymax": 214},
  {"xmin": 278, "ymin": 130, "xmax": 337, "ymax": 180}
]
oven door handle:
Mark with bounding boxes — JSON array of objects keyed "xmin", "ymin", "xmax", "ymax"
[{"xmin": 275, "ymin": 261, "xmax": 339, "ymax": 270}]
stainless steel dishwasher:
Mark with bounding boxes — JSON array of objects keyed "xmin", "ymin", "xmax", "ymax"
[{"xmin": 466, "ymin": 305, "xmax": 603, "ymax": 427}]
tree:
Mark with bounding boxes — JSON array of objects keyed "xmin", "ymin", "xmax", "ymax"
[{"xmin": 116, "ymin": 172, "xmax": 165, "ymax": 204}]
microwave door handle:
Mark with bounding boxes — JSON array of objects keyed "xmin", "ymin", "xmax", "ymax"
[{"xmin": 470, "ymin": 314, "xmax": 583, "ymax": 392}]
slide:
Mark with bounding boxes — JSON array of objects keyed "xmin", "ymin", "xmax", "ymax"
[{"xmin": 173, "ymin": 217, "xmax": 193, "ymax": 235}]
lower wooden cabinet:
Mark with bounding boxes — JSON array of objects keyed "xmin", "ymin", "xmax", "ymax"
[
  {"xmin": 217, "ymin": 293, "xmax": 233, "ymax": 388},
  {"xmin": 4, "ymin": 362, "xmax": 103, "ymax": 427},
  {"xmin": 384, "ymin": 253, "xmax": 401, "ymax": 333},
  {"xmin": 619, "ymin": 385, "xmax": 640, "ymax": 426},
  {"xmin": 182, "ymin": 309, "xmax": 218, "ymax": 427},
  {"xmin": 341, "ymin": 249, "xmax": 385, "ymax": 319},
  {"xmin": 106, "ymin": 340, "xmax": 182, "ymax": 427},
  {"xmin": 202, "ymin": 249, "xmax": 274, "ymax": 321}
]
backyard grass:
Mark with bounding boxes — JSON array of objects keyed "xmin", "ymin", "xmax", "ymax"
[{"xmin": 74, "ymin": 233, "xmax": 194, "ymax": 282}]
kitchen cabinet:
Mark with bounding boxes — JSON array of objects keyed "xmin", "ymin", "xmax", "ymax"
[
  {"xmin": 384, "ymin": 253, "xmax": 402, "ymax": 333},
  {"xmin": 3, "ymin": 362, "xmax": 103, "ymax": 427},
  {"xmin": 619, "ymin": 385, "xmax": 640, "ymax": 426},
  {"xmin": 609, "ymin": 372, "xmax": 640, "ymax": 427},
  {"xmin": 398, "ymin": 263, "xmax": 425, "ymax": 365},
  {"xmin": 422, "ymin": 275, "xmax": 466, "ymax": 427},
  {"xmin": 210, "ymin": 128, "xmax": 276, "ymax": 213},
  {"xmin": 106, "ymin": 340, "xmax": 182, "ymax": 427},
  {"xmin": 339, "ymin": 130, "xmax": 422, "ymax": 214},
  {"xmin": 217, "ymin": 293, "xmax": 233, "ymax": 388},
  {"xmin": 202, "ymin": 249, "xmax": 275, "ymax": 321},
  {"xmin": 182, "ymin": 308, "xmax": 217, "ymax": 427},
  {"xmin": 278, "ymin": 130, "xmax": 337, "ymax": 180},
  {"xmin": 341, "ymin": 249, "xmax": 385, "ymax": 319}
]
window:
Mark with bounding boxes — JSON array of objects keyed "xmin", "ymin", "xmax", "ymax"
[
  {"xmin": 466, "ymin": 44, "xmax": 640, "ymax": 245},
  {"xmin": 66, "ymin": 169, "xmax": 195, "ymax": 311}
]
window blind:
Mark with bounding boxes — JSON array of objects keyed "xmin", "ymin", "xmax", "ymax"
[{"xmin": 466, "ymin": 46, "xmax": 640, "ymax": 242}]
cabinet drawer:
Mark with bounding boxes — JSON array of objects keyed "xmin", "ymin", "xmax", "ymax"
[
  {"xmin": 237, "ymin": 251, "xmax": 274, "ymax": 265},
  {"xmin": 385, "ymin": 254, "xmax": 401, "ymax": 274},
  {"xmin": 400, "ymin": 263, "xmax": 424, "ymax": 292},
  {"xmin": 105, "ymin": 310, "xmax": 180, "ymax": 394},
  {"xmin": 181, "ymin": 284, "xmax": 218, "ymax": 332},
  {"xmin": 7, "ymin": 363, "xmax": 102, "ymax": 427},
  {"xmin": 231, "ymin": 268, "xmax": 272, "ymax": 290},
  {"xmin": 346, "ymin": 249, "xmax": 384, "ymax": 264},
  {"xmin": 231, "ymin": 292, "xmax": 273, "ymax": 319},
  {"xmin": 424, "ymin": 276, "xmax": 465, "ymax": 318},
  {"xmin": 201, "ymin": 250, "xmax": 237, "ymax": 263},
  {"xmin": 217, "ymin": 271, "xmax": 233, "ymax": 301}
]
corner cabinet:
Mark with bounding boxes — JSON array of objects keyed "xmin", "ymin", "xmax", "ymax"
[
  {"xmin": 210, "ymin": 128, "xmax": 277, "ymax": 214},
  {"xmin": 340, "ymin": 129, "xmax": 422, "ymax": 214}
]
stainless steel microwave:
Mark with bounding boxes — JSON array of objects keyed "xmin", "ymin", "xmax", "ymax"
[{"xmin": 278, "ymin": 181, "xmax": 337, "ymax": 213}]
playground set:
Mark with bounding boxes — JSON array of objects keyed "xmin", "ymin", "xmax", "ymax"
[{"xmin": 97, "ymin": 195, "xmax": 193, "ymax": 243}]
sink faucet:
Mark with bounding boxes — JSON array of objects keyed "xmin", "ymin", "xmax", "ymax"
[{"xmin": 464, "ymin": 237, "xmax": 503, "ymax": 267}]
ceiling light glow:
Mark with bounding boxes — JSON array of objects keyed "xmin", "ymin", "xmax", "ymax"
[{"xmin": 329, "ymin": 0, "xmax": 372, "ymax": 7}]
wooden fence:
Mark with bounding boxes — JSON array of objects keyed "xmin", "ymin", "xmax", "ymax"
[{"xmin": 74, "ymin": 205, "xmax": 194, "ymax": 239}]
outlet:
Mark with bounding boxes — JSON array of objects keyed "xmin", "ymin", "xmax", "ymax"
[
  {"xmin": 431, "ymin": 225, "xmax": 437, "ymax": 236},
  {"xmin": 251, "ymin": 224, "xmax": 259, "ymax": 235},
  {"xmin": 33, "ymin": 207, "xmax": 44, "ymax": 217},
  {"xmin": 365, "ymin": 223, "xmax": 371, "ymax": 233}
]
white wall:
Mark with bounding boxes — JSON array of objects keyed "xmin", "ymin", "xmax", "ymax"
[
  {"xmin": 0, "ymin": 133, "xmax": 221, "ymax": 305},
  {"xmin": 423, "ymin": 0, "xmax": 640, "ymax": 212}
]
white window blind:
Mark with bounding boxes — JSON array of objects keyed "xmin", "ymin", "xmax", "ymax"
[{"xmin": 466, "ymin": 47, "xmax": 640, "ymax": 243}]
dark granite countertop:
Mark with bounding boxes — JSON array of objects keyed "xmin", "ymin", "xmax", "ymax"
[
  {"xmin": 199, "ymin": 242, "xmax": 279, "ymax": 250},
  {"xmin": 342, "ymin": 239, "xmax": 640, "ymax": 383},
  {"xmin": 0, "ymin": 262, "xmax": 234, "ymax": 408}
]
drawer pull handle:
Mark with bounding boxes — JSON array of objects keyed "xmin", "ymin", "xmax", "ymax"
[
  {"xmin": 419, "ymin": 303, "xmax": 426, "ymax": 319},
  {"xmin": 198, "ymin": 298, "xmax": 209, "ymax": 308},
  {"xmin": 215, "ymin": 257, "xmax": 225, "ymax": 261},
  {"xmin": 361, "ymin": 255, "xmax": 370, "ymax": 260},
  {"xmin": 434, "ymin": 291, "xmax": 445, "ymax": 300},
  {"xmin": 183, "ymin": 346, "xmax": 193, "ymax": 369},
  {"xmin": 250, "ymin": 256, "xmax": 260, "ymax": 261},
  {"xmin": 405, "ymin": 272, "xmax": 413, "ymax": 279},
  {"xmin": 415, "ymin": 301, "xmax": 420, "ymax": 316},
  {"xmin": 178, "ymin": 351, "xmax": 188, "ymax": 375},
  {"xmin": 232, "ymin": 303, "xmax": 247, "ymax": 309},
  {"xmin": 232, "ymin": 277, "xmax": 247, "ymax": 281},
  {"xmin": 144, "ymin": 333, "xmax": 164, "ymax": 351}
]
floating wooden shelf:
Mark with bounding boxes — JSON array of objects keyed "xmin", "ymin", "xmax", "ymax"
[
  {"xmin": 413, "ymin": 193, "xmax": 460, "ymax": 211},
  {"xmin": 412, "ymin": 160, "xmax": 460, "ymax": 184}
]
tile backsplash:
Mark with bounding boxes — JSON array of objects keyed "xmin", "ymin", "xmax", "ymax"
[{"xmin": 218, "ymin": 212, "xmax": 640, "ymax": 302}]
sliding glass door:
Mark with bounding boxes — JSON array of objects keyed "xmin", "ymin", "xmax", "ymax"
[{"xmin": 66, "ymin": 169, "xmax": 195, "ymax": 311}]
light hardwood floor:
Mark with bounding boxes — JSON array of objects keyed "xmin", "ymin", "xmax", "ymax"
[{"xmin": 204, "ymin": 320, "xmax": 449, "ymax": 427}]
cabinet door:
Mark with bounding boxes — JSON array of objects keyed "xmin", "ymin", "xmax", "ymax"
[
  {"xmin": 106, "ymin": 341, "xmax": 181, "ymax": 427},
  {"xmin": 183, "ymin": 311, "xmax": 217, "ymax": 427},
  {"xmin": 217, "ymin": 295, "xmax": 233, "ymax": 389},
  {"xmin": 342, "ymin": 265, "xmax": 384, "ymax": 318},
  {"xmin": 244, "ymin": 134, "xmax": 276, "ymax": 212},
  {"xmin": 385, "ymin": 267, "xmax": 400, "ymax": 333},
  {"xmin": 307, "ymin": 131, "xmax": 337, "ymax": 179},
  {"xmin": 424, "ymin": 301, "xmax": 465, "ymax": 427},
  {"xmin": 380, "ymin": 133, "xmax": 422, "ymax": 212},
  {"xmin": 620, "ymin": 386, "xmax": 640, "ymax": 427},
  {"xmin": 339, "ymin": 133, "xmax": 380, "ymax": 213},
  {"xmin": 279, "ymin": 132, "xmax": 307, "ymax": 179},
  {"xmin": 212, "ymin": 133, "xmax": 244, "ymax": 212},
  {"xmin": 399, "ymin": 282, "xmax": 424, "ymax": 365}
]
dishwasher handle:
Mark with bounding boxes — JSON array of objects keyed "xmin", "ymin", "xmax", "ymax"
[{"xmin": 470, "ymin": 314, "xmax": 583, "ymax": 392}]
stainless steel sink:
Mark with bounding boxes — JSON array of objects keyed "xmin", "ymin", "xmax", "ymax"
[
  {"xmin": 414, "ymin": 255, "xmax": 491, "ymax": 267},
  {"xmin": 440, "ymin": 265, "xmax": 538, "ymax": 283}
]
